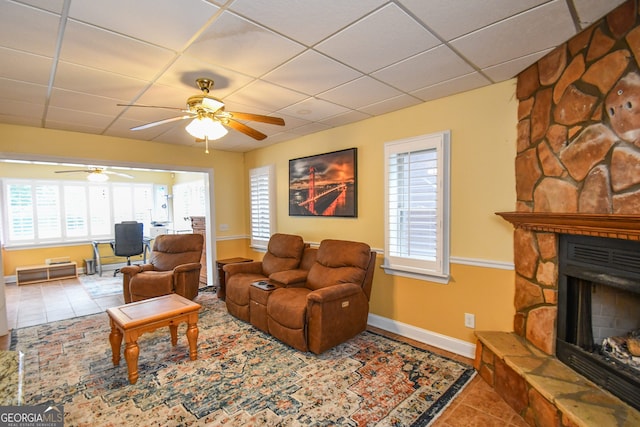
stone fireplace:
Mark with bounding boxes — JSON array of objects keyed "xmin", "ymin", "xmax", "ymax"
[{"xmin": 474, "ymin": 1, "xmax": 640, "ymax": 425}]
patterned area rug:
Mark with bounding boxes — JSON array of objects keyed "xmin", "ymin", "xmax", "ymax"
[
  {"xmin": 79, "ymin": 274, "xmax": 122, "ymax": 298},
  {"xmin": 10, "ymin": 293, "xmax": 475, "ymax": 426}
]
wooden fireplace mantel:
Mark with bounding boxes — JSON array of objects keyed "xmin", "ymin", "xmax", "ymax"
[{"xmin": 496, "ymin": 212, "xmax": 640, "ymax": 240}]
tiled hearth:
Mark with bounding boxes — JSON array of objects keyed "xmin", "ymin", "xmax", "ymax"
[{"xmin": 473, "ymin": 1, "xmax": 640, "ymax": 425}]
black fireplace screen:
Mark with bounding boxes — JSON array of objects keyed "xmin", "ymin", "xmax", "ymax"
[{"xmin": 557, "ymin": 234, "xmax": 640, "ymax": 411}]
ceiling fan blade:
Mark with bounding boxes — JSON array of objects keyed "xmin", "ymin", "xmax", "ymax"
[
  {"xmin": 117, "ymin": 103, "xmax": 184, "ymax": 111},
  {"xmin": 55, "ymin": 170, "xmax": 89, "ymax": 174},
  {"xmin": 226, "ymin": 119, "xmax": 267, "ymax": 140},
  {"xmin": 130, "ymin": 115, "xmax": 193, "ymax": 131},
  {"xmin": 226, "ymin": 112, "xmax": 285, "ymax": 126}
]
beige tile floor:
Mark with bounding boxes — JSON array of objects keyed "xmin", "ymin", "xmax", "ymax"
[
  {"xmin": 3, "ymin": 278, "xmax": 123, "ymax": 330},
  {"xmin": 0, "ymin": 278, "xmax": 525, "ymax": 426}
]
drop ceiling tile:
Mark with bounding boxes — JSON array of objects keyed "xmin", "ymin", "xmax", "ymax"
[
  {"xmin": 68, "ymin": 0, "xmax": 219, "ymax": 51},
  {"xmin": 316, "ymin": 3, "xmax": 440, "ymax": 73},
  {"xmin": 0, "ymin": 1, "xmax": 60, "ymax": 56},
  {"xmin": 185, "ymin": 11, "xmax": 305, "ymax": 78},
  {"xmin": 0, "ymin": 47, "xmax": 53, "ymax": 85},
  {"xmin": 224, "ymin": 80, "xmax": 307, "ymax": 113},
  {"xmin": 15, "ymin": 0, "xmax": 65, "ymax": 14},
  {"xmin": 451, "ymin": 1, "xmax": 575, "ymax": 69},
  {"xmin": 53, "ymin": 62, "xmax": 149, "ymax": 100},
  {"xmin": 228, "ymin": 0, "xmax": 387, "ymax": 46},
  {"xmin": 60, "ymin": 20, "xmax": 175, "ymax": 80},
  {"xmin": 373, "ymin": 45, "xmax": 475, "ymax": 92},
  {"xmin": 0, "ymin": 78, "xmax": 48, "ymax": 104},
  {"xmin": 320, "ymin": 110, "xmax": 371, "ymax": 128},
  {"xmin": 0, "ymin": 98, "xmax": 44, "ymax": 120},
  {"xmin": 411, "ymin": 72, "xmax": 491, "ymax": 102},
  {"xmin": 46, "ymin": 106, "xmax": 113, "ymax": 129},
  {"xmin": 45, "ymin": 119, "xmax": 105, "ymax": 135},
  {"xmin": 263, "ymin": 50, "xmax": 362, "ymax": 96},
  {"xmin": 573, "ymin": 0, "xmax": 627, "ymax": 28},
  {"xmin": 287, "ymin": 121, "xmax": 332, "ymax": 136},
  {"xmin": 0, "ymin": 113, "xmax": 40, "ymax": 128},
  {"xmin": 399, "ymin": 0, "xmax": 547, "ymax": 41},
  {"xmin": 49, "ymin": 88, "xmax": 125, "ymax": 116},
  {"xmin": 359, "ymin": 94, "xmax": 423, "ymax": 116},
  {"xmin": 319, "ymin": 76, "xmax": 402, "ymax": 109},
  {"xmin": 482, "ymin": 49, "xmax": 552, "ymax": 82},
  {"xmin": 279, "ymin": 97, "xmax": 351, "ymax": 121}
]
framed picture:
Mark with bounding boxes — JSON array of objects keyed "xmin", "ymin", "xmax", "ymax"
[{"xmin": 289, "ymin": 148, "xmax": 357, "ymax": 217}]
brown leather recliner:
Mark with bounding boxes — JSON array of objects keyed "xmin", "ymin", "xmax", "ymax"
[
  {"xmin": 121, "ymin": 233, "xmax": 204, "ymax": 303},
  {"xmin": 224, "ymin": 233, "xmax": 306, "ymax": 321},
  {"xmin": 266, "ymin": 239, "xmax": 376, "ymax": 354}
]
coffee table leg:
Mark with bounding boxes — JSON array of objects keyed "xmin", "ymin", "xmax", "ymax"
[
  {"xmin": 124, "ymin": 341, "xmax": 140, "ymax": 384},
  {"xmin": 169, "ymin": 324, "xmax": 178, "ymax": 346},
  {"xmin": 186, "ymin": 321, "xmax": 199, "ymax": 360},
  {"xmin": 109, "ymin": 318, "xmax": 122, "ymax": 366}
]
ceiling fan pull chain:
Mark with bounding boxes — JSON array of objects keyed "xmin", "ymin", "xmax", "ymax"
[{"xmin": 205, "ymin": 136, "xmax": 209, "ymax": 154}]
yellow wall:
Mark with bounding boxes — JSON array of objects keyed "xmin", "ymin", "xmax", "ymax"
[
  {"xmin": 0, "ymin": 79, "xmax": 517, "ymax": 344},
  {"xmin": 245, "ymin": 80, "xmax": 518, "ymax": 343}
]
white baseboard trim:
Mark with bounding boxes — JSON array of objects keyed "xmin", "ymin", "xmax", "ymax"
[{"xmin": 368, "ymin": 313, "xmax": 476, "ymax": 359}]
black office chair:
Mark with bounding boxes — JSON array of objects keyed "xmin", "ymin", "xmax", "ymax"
[{"xmin": 111, "ymin": 221, "xmax": 144, "ymax": 276}]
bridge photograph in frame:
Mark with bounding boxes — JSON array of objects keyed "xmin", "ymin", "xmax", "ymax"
[{"xmin": 288, "ymin": 148, "xmax": 357, "ymax": 217}]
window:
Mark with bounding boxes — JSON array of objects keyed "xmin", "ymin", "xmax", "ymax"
[
  {"xmin": 172, "ymin": 181, "xmax": 206, "ymax": 232},
  {"xmin": 383, "ymin": 131, "xmax": 451, "ymax": 283},
  {"xmin": 2, "ymin": 179, "xmax": 153, "ymax": 246},
  {"xmin": 249, "ymin": 165, "xmax": 275, "ymax": 249}
]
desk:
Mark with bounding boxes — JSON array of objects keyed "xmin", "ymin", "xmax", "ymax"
[{"xmin": 92, "ymin": 238, "xmax": 151, "ymax": 276}]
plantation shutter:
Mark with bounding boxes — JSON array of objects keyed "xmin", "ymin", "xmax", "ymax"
[
  {"xmin": 64, "ymin": 185, "xmax": 88, "ymax": 237},
  {"xmin": 7, "ymin": 183, "xmax": 34, "ymax": 241},
  {"xmin": 250, "ymin": 165, "xmax": 274, "ymax": 249},
  {"xmin": 35, "ymin": 184, "xmax": 61, "ymax": 239},
  {"xmin": 387, "ymin": 148, "xmax": 438, "ymax": 260},
  {"xmin": 384, "ymin": 131, "xmax": 450, "ymax": 281}
]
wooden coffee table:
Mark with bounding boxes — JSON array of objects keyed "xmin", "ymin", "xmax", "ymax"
[{"xmin": 106, "ymin": 294, "xmax": 201, "ymax": 384}]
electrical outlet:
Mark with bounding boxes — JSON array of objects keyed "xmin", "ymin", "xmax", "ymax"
[{"xmin": 464, "ymin": 313, "xmax": 475, "ymax": 328}]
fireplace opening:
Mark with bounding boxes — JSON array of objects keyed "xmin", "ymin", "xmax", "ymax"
[{"xmin": 557, "ymin": 234, "xmax": 640, "ymax": 411}]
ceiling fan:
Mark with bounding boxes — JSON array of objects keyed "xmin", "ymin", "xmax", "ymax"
[
  {"xmin": 55, "ymin": 167, "xmax": 134, "ymax": 182},
  {"xmin": 118, "ymin": 78, "xmax": 286, "ymax": 152}
]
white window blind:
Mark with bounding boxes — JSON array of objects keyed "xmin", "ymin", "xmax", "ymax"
[
  {"xmin": 383, "ymin": 131, "xmax": 451, "ymax": 282},
  {"xmin": 2, "ymin": 179, "xmax": 153, "ymax": 246},
  {"xmin": 172, "ymin": 181, "xmax": 206, "ymax": 232},
  {"xmin": 249, "ymin": 165, "xmax": 274, "ymax": 249},
  {"xmin": 7, "ymin": 183, "xmax": 34, "ymax": 241},
  {"xmin": 88, "ymin": 185, "xmax": 111, "ymax": 237},
  {"xmin": 64, "ymin": 185, "xmax": 88, "ymax": 238}
]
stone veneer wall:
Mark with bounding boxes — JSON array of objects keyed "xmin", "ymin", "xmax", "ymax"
[{"xmin": 513, "ymin": 0, "xmax": 640, "ymax": 355}]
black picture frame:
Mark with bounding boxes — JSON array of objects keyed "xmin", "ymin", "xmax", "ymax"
[{"xmin": 289, "ymin": 148, "xmax": 357, "ymax": 217}]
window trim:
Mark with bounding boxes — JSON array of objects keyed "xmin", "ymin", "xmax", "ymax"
[
  {"xmin": 249, "ymin": 164, "xmax": 275, "ymax": 250},
  {"xmin": 382, "ymin": 130, "xmax": 451, "ymax": 283}
]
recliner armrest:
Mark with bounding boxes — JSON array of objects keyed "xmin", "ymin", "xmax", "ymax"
[
  {"xmin": 223, "ymin": 261, "xmax": 263, "ymax": 275},
  {"xmin": 120, "ymin": 264, "xmax": 146, "ymax": 276},
  {"xmin": 307, "ymin": 283, "xmax": 362, "ymax": 303},
  {"xmin": 269, "ymin": 269, "xmax": 309, "ymax": 286},
  {"xmin": 173, "ymin": 262, "xmax": 202, "ymax": 273}
]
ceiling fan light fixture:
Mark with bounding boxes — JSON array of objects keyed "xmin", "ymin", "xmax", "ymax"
[
  {"xmin": 185, "ymin": 117, "xmax": 228, "ymax": 140},
  {"xmin": 87, "ymin": 171, "xmax": 109, "ymax": 182}
]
